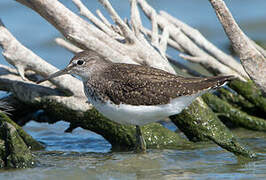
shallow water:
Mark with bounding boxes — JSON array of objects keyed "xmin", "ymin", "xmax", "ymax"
[
  {"xmin": 0, "ymin": 121, "xmax": 265, "ymax": 180},
  {"xmin": 4, "ymin": 150, "xmax": 266, "ymax": 180},
  {"xmin": 0, "ymin": 0, "xmax": 266, "ymax": 179}
]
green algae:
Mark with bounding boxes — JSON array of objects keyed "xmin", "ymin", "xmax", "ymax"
[
  {"xmin": 217, "ymin": 88, "xmax": 257, "ymax": 114},
  {"xmin": 0, "ymin": 112, "xmax": 39, "ymax": 168},
  {"xmin": 0, "ymin": 113, "xmax": 44, "ymax": 151},
  {"xmin": 202, "ymin": 93, "xmax": 266, "ymax": 131},
  {"xmin": 229, "ymin": 80, "xmax": 266, "ymax": 114},
  {"xmin": 170, "ymin": 98, "xmax": 256, "ymax": 158}
]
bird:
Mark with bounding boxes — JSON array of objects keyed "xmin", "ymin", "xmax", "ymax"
[{"xmin": 37, "ymin": 50, "xmax": 235, "ymax": 152}]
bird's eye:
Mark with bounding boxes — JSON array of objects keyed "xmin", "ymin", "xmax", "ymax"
[{"xmin": 77, "ymin": 60, "xmax": 84, "ymax": 65}]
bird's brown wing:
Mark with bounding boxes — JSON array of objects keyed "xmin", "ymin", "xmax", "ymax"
[{"xmin": 97, "ymin": 63, "xmax": 234, "ymax": 106}]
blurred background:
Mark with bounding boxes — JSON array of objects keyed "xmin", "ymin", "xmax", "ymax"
[{"xmin": 0, "ymin": 1, "xmax": 266, "ymax": 179}]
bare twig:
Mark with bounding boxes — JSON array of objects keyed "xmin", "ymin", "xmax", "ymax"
[
  {"xmin": 141, "ymin": 27, "xmax": 185, "ymax": 53},
  {"xmin": 130, "ymin": 0, "xmax": 142, "ymax": 38},
  {"xmin": 167, "ymin": 56, "xmax": 203, "ymax": 77},
  {"xmin": 151, "ymin": 10, "xmax": 159, "ymax": 47},
  {"xmin": 72, "ymin": 0, "xmax": 121, "ymax": 39},
  {"xmin": 179, "ymin": 54, "xmax": 204, "ymax": 63},
  {"xmin": 96, "ymin": 10, "xmax": 112, "ymax": 28},
  {"xmin": 98, "ymin": 0, "xmax": 136, "ymax": 43},
  {"xmin": 55, "ymin": 38, "xmax": 83, "ymax": 54},
  {"xmin": 159, "ymin": 26, "xmax": 169, "ymax": 57}
]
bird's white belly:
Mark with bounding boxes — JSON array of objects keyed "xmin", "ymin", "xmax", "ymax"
[{"xmin": 91, "ymin": 92, "xmax": 204, "ymax": 126}]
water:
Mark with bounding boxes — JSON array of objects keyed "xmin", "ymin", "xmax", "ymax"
[
  {"xmin": 0, "ymin": 0, "xmax": 266, "ymax": 179},
  {"xmin": 23, "ymin": 121, "xmax": 111, "ymax": 153},
  {"xmin": 0, "ymin": 121, "xmax": 264, "ymax": 180},
  {"xmin": 0, "ymin": 123, "xmax": 265, "ymax": 179}
]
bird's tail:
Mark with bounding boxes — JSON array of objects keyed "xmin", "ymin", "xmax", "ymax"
[
  {"xmin": 203, "ymin": 75, "xmax": 236, "ymax": 89},
  {"xmin": 180, "ymin": 75, "xmax": 236, "ymax": 94}
]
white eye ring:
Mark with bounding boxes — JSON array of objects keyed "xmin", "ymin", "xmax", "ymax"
[{"xmin": 76, "ymin": 60, "xmax": 84, "ymax": 65}]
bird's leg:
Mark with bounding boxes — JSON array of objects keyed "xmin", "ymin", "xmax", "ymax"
[{"xmin": 135, "ymin": 125, "xmax": 146, "ymax": 153}]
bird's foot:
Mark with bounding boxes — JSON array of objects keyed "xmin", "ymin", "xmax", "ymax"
[{"xmin": 135, "ymin": 125, "xmax": 146, "ymax": 153}]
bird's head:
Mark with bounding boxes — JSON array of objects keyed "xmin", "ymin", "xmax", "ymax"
[{"xmin": 37, "ymin": 50, "xmax": 110, "ymax": 83}]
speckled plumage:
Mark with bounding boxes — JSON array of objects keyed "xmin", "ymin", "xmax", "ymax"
[
  {"xmin": 84, "ymin": 63, "xmax": 234, "ymax": 106},
  {"xmin": 38, "ymin": 50, "xmax": 234, "ymax": 106}
]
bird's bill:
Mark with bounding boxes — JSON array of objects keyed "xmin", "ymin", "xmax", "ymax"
[{"xmin": 36, "ymin": 69, "xmax": 68, "ymax": 84}]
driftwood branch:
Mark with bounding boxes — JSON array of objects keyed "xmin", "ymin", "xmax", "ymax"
[
  {"xmin": 54, "ymin": 36, "xmax": 201, "ymax": 79},
  {"xmin": 137, "ymin": 0, "xmax": 247, "ymax": 81},
  {"xmin": 72, "ymin": 0, "xmax": 121, "ymax": 39},
  {"xmin": 141, "ymin": 27, "xmax": 185, "ymax": 53},
  {"xmin": 130, "ymin": 0, "xmax": 142, "ymax": 39},
  {"xmin": 208, "ymin": 0, "xmax": 266, "ymax": 94},
  {"xmin": 150, "ymin": 10, "xmax": 159, "ymax": 47},
  {"xmin": 0, "ymin": 20, "xmax": 82, "ymax": 95},
  {"xmin": 17, "ymin": 0, "xmax": 175, "ymax": 73},
  {"xmin": 15, "ymin": 0, "xmax": 136, "ymax": 65},
  {"xmin": 96, "ymin": 10, "xmax": 112, "ymax": 28},
  {"xmin": 159, "ymin": 11, "xmax": 248, "ymax": 78},
  {"xmin": 55, "ymin": 37, "xmax": 83, "ymax": 53},
  {"xmin": 0, "ymin": 64, "xmax": 90, "ymax": 112},
  {"xmin": 166, "ymin": 56, "xmax": 202, "ymax": 77},
  {"xmin": 98, "ymin": 0, "xmax": 136, "ymax": 43}
]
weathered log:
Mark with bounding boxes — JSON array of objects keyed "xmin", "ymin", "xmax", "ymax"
[
  {"xmin": 217, "ymin": 88, "xmax": 265, "ymax": 119},
  {"xmin": 202, "ymin": 93, "xmax": 266, "ymax": 131},
  {"xmin": 137, "ymin": 0, "xmax": 246, "ymax": 80},
  {"xmin": 170, "ymin": 98, "xmax": 256, "ymax": 158},
  {"xmin": 229, "ymin": 80, "xmax": 266, "ymax": 114},
  {"xmin": 0, "ymin": 112, "xmax": 43, "ymax": 168}
]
